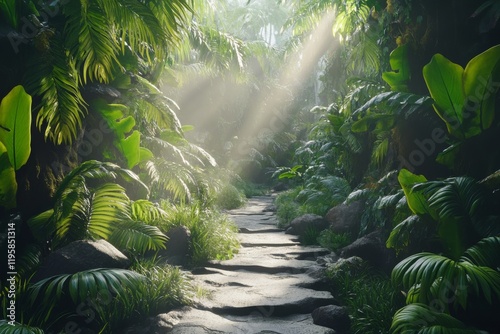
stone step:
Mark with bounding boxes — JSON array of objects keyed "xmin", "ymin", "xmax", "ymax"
[
  {"xmin": 149, "ymin": 307, "xmax": 336, "ymax": 334},
  {"xmin": 237, "ymin": 232, "xmax": 299, "ymax": 247}
]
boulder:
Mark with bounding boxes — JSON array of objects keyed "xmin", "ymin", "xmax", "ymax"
[
  {"xmin": 285, "ymin": 214, "xmax": 329, "ymax": 236},
  {"xmin": 325, "ymin": 201, "xmax": 364, "ymax": 237},
  {"xmin": 339, "ymin": 230, "xmax": 395, "ymax": 271},
  {"xmin": 312, "ymin": 305, "xmax": 350, "ymax": 333},
  {"xmin": 32, "ymin": 239, "xmax": 130, "ymax": 282},
  {"xmin": 162, "ymin": 225, "xmax": 191, "ymax": 265}
]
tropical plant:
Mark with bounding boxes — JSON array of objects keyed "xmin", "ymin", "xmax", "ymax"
[
  {"xmin": 422, "ymin": 45, "xmax": 500, "ymax": 175},
  {"xmin": 0, "ymin": 0, "xmax": 194, "ymax": 145},
  {"xmin": 93, "ymin": 260, "xmax": 192, "ymax": 332},
  {"xmin": 19, "ymin": 269, "xmax": 146, "ymax": 332},
  {"xmin": 390, "ymin": 303, "xmax": 488, "ymax": 334},
  {"xmin": 389, "ymin": 169, "xmax": 500, "ymax": 332},
  {"xmin": 28, "ymin": 160, "xmax": 166, "ymax": 255},
  {"xmin": 159, "ymin": 201, "xmax": 240, "ymax": 265},
  {"xmin": 0, "ymin": 85, "xmax": 32, "ymax": 209}
]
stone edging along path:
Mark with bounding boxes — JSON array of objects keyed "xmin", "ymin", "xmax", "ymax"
[{"xmin": 152, "ymin": 196, "xmax": 338, "ymax": 333}]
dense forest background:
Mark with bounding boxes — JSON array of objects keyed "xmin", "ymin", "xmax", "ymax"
[{"xmin": 1, "ymin": 0, "xmax": 500, "ymax": 333}]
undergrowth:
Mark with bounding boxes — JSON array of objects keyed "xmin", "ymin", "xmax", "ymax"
[
  {"xmin": 159, "ymin": 202, "xmax": 240, "ymax": 266},
  {"xmin": 326, "ymin": 260, "xmax": 404, "ymax": 334}
]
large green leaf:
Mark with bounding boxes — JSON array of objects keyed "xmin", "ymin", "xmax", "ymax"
[
  {"xmin": 92, "ymin": 99, "xmax": 144, "ymax": 169},
  {"xmin": 0, "ymin": 0, "xmax": 18, "ymax": 28},
  {"xmin": 28, "ymin": 269, "xmax": 145, "ymax": 310},
  {"xmin": 423, "ymin": 53, "xmax": 466, "ymax": 139},
  {"xmin": 398, "ymin": 169, "xmax": 434, "ymax": 217},
  {"xmin": 0, "ymin": 142, "xmax": 17, "ymax": 209},
  {"xmin": 109, "ymin": 220, "xmax": 167, "ymax": 255},
  {"xmin": 382, "ymin": 44, "xmax": 411, "ymax": 91},
  {"xmin": 462, "ymin": 44, "xmax": 500, "ymax": 133},
  {"xmin": 391, "ymin": 303, "xmax": 486, "ymax": 334},
  {"xmin": 0, "ymin": 321, "xmax": 44, "ymax": 334},
  {"xmin": 0, "ymin": 85, "xmax": 32, "ymax": 170}
]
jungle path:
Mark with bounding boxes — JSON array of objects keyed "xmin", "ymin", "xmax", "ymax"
[{"xmin": 165, "ymin": 195, "xmax": 337, "ymax": 334}]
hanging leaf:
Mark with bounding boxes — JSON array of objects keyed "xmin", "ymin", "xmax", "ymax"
[
  {"xmin": 0, "ymin": 142, "xmax": 17, "ymax": 209},
  {"xmin": 462, "ymin": 44, "xmax": 500, "ymax": 134},
  {"xmin": 0, "ymin": 85, "xmax": 32, "ymax": 170},
  {"xmin": 398, "ymin": 169, "xmax": 435, "ymax": 218},
  {"xmin": 423, "ymin": 53, "xmax": 466, "ymax": 139},
  {"xmin": 382, "ymin": 44, "xmax": 411, "ymax": 91}
]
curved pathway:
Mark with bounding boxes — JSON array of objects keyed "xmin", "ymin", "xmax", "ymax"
[{"xmin": 165, "ymin": 196, "xmax": 336, "ymax": 333}]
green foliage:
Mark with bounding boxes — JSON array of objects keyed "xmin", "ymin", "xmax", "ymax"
[
  {"xmin": 326, "ymin": 261, "xmax": 404, "ymax": 334},
  {"xmin": 300, "ymin": 226, "xmax": 322, "ymax": 245},
  {"xmin": 15, "ymin": 0, "xmax": 194, "ymax": 144},
  {"xmin": 91, "ymin": 99, "xmax": 146, "ymax": 169},
  {"xmin": 382, "ymin": 44, "xmax": 411, "ymax": 91},
  {"xmin": 423, "ymin": 45, "xmax": 500, "ymax": 140},
  {"xmin": 274, "ymin": 188, "xmax": 303, "ymax": 227},
  {"xmin": 0, "ymin": 85, "xmax": 32, "ymax": 170},
  {"xmin": 215, "ymin": 184, "xmax": 246, "ymax": 210},
  {"xmin": 159, "ymin": 202, "xmax": 240, "ymax": 265},
  {"xmin": 392, "ymin": 239, "xmax": 500, "ymax": 308},
  {"xmin": 391, "ymin": 303, "xmax": 487, "ymax": 334},
  {"xmin": 297, "ymin": 175, "xmax": 351, "ymax": 216},
  {"xmin": 0, "ymin": 86, "xmax": 32, "ymax": 209},
  {"xmin": 0, "ymin": 321, "xmax": 44, "ymax": 334},
  {"xmin": 317, "ymin": 230, "xmax": 351, "ymax": 251},
  {"xmin": 28, "ymin": 160, "xmax": 166, "ymax": 255},
  {"xmin": 397, "ymin": 169, "xmax": 434, "ymax": 217},
  {"xmin": 96, "ymin": 261, "xmax": 192, "ymax": 332}
]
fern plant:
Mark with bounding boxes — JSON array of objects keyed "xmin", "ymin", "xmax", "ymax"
[{"xmin": 28, "ymin": 160, "xmax": 166, "ymax": 255}]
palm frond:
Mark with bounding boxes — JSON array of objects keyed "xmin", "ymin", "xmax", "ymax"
[
  {"xmin": 461, "ymin": 236, "xmax": 500, "ymax": 271},
  {"xmin": 392, "ymin": 248, "xmax": 500, "ymax": 307},
  {"xmin": 54, "ymin": 160, "xmax": 149, "ymax": 201},
  {"xmin": 0, "ymin": 321, "xmax": 44, "ymax": 334},
  {"xmin": 420, "ymin": 177, "xmax": 485, "ymax": 223},
  {"xmin": 391, "ymin": 303, "xmax": 487, "ymax": 334},
  {"xmin": 53, "ymin": 183, "xmax": 131, "ymax": 247},
  {"xmin": 131, "ymin": 199, "xmax": 168, "ymax": 224},
  {"xmin": 109, "ymin": 220, "xmax": 167, "ymax": 254},
  {"xmin": 25, "ymin": 36, "xmax": 87, "ymax": 145},
  {"xmin": 63, "ymin": 1, "xmax": 119, "ymax": 84},
  {"xmin": 144, "ymin": 159, "xmax": 196, "ymax": 202},
  {"xmin": 28, "ymin": 269, "xmax": 145, "ymax": 313}
]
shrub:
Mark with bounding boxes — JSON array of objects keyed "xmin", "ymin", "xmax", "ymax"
[
  {"xmin": 95, "ymin": 259, "xmax": 192, "ymax": 332},
  {"xmin": 159, "ymin": 202, "xmax": 240, "ymax": 265},
  {"xmin": 215, "ymin": 184, "xmax": 246, "ymax": 209},
  {"xmin": 275, "ymin": 188, "xmax": 302, "ymax": 227},
  {"xmin": 317, "ymin": 230, "xmax": 352, "ymax": 251},
  {"xmin": 326, "ymin": 260, "xmax": 404, "ymax": 334}
]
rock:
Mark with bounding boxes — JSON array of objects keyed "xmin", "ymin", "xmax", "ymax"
[
  {"xmin": 285, "ymin": 214, "xmax": 329, "ymax": 236},
  {"xmin": 339, "ymin": 230, "xmax": 396, "ymax": 271},
  {"xmin": 124, "ymin": 308, "xmax": 186, "ymax": 334},
  {"xmin": 32, "ymin": 239, "xmax": 129, "ymax": 282},
  {"xmin": 165, "ymin": 225, "xmax": 191, "ymax": 262},
  {"xmin": 312, "ymin": 305, "xmax": 350, "ymax": 333},
  {"xmin": 142, "ymin": 307, "xmax": 336, "ymax": 334},
  {"xmin": 325, "ymin": 201, "xmax": 364, "ymax": 237}
]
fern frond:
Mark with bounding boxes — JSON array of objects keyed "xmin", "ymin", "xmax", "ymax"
[
  {"xmin": 109, "ymin": 221, "xmax": 167, "ymax": 254},
  {"xmin": 25, "ymin": 36, "xmax": 87, "ymax": 145}
]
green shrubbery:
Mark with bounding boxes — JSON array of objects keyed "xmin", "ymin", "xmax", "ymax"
[
  {"xmin": 326, "ymin": 260, "xmax": 404, "ymax": 334},
  {"xmin": 159, "ymin": 201, "xmax": 240, "ymax": 265}
]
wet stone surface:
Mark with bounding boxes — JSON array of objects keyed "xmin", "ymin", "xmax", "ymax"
[{"xmin": 158, "ymin": 196, "xmax": 337, "ymax": 334}]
